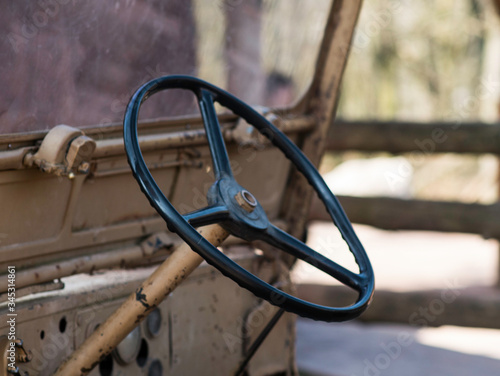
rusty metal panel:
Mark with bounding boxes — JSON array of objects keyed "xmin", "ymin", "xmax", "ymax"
[
  {"xmin": 0, "ymin": 1, "xmax": 361, "ymax": 373},
  {"xmin": 0, "ymin": 170, "xmax": 72, "ymax": 248},
  {"xmin": 72, "ymin": 152, "xmax": 178, "ymax": 231},
  {"xmin": 0, "ymin": 257, "xmax": 294, "ymax": 376}
]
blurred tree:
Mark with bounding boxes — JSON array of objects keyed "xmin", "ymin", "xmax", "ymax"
[{"xmin": 337, "ymin": 0, "xmax": 497, "ymax": 122}]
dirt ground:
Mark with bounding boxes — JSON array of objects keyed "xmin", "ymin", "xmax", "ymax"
[{"xmin": 295, "ymin": 223, "xmax": 500, "ymax": 376}]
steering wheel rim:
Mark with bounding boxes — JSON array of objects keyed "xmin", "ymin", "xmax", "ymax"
[{"xmin": 123, "ymin": 75, "xmax": 374, "ymax": 322}]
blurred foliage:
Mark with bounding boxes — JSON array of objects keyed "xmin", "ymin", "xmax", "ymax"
[
  {"xmin": 196, "ymin": 0, "xmax": 500, "ymax": 121},
  {"xmin": 338, "ymin": 0, "xmax": 500, "ymax": 122},
  {"xmin": 323, "ymin": 0, "xmax": 500, "ymax": 204},
  {"xmin": 195, "ymin": 0, "xmax": 330, "ymax": 103}
]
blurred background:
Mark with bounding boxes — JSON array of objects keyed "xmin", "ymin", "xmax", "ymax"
[{"xmin": 296, "ymin": 1, "xmax": 500, "ymax": 375}]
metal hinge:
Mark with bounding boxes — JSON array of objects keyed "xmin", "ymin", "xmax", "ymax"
[{"xmin": 23, "ymin": 125, "xmax": 96, "ymax": 178}]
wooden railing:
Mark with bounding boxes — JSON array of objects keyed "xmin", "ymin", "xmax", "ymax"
[
  {"xmin": 326, "ymin": 119, "xmax": 500, "ymax": 155},
  {"xmin": 313, "ymin": 120, "xmax": 500, "ymax": 238},
  {"xmin": 311, "ymin": 196, "xmax": 500, "ymax": 240},
  {"xmin": 305, "ymin": 119, "xmax": 500, "ymax": 329}
]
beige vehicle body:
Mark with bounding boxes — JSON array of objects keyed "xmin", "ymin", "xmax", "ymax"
[{"xmin": 0, "ymin": 1, "xmax": 362, "ymax": 375}]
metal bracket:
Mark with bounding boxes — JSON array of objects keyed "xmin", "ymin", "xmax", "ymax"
[
  {"xmin": 140, "ymin": 232, "xmax": 180, "ymax": 257},
  {"xmin": 225, "ymin": 108, "xmax": 280, "ymax": 148},
  {"xmin": 23, "ymin": 125, "xmax": 96, "ymax": 178}
]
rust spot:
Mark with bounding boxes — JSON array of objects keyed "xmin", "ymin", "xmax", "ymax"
[
  {"xmin": 135, "ymin": 314, "xmax": 145, "ymax": 324},
  {"xmin": 79, "ymin": 352, "xmax": 109, "ymax": 373},
  {"xmin": 80, "ymin": 357, "xmax": 100, "ymax": 374}
]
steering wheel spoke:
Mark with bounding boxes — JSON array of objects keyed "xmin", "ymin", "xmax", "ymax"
[
  {"xmin": 262, "ymin": 225, "xmax": 365, "ymax": 291},
  {"xmin": 198, "ymin": 89, "xmax": 233, "ymax": 180},
  {"xmin": 183, "ymin": 205, "xmax": 230, "ymax": 227}
]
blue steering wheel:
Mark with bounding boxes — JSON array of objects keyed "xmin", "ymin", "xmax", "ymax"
[{"xmin": 123, "ymin": 75, "xmax": 374, "ymax": 322}]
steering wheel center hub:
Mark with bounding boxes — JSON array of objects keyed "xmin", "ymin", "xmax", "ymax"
[{"xmin": 209, "ymin": 178, "xmax": 269, "ymax": 234}]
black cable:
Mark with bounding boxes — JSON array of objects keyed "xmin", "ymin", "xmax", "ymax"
[{"xmin": 234, "ymin": 308, "xmax": 285, "ymax": 376}]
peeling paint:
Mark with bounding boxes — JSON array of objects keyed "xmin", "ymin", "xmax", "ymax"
[{"xmin": 135, "ymin": 287, "xmax": 150, "ymax": 309}]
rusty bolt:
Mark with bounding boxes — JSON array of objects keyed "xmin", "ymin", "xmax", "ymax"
[
  {"xmin": 234, "ymin": 190, "xmax": 257, "ymax": 212},
  {"xmin": 78, "ymin": 162, "xmax": 90, "ymax": 174}
]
